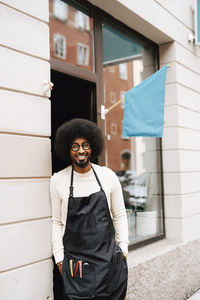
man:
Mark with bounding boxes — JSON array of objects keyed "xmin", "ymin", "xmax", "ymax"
[{"xmin": 50, "ymin": 118, "xmax": 128, "ymax": 300}]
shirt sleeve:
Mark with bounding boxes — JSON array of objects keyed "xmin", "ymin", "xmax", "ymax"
[
  {"xmin": 50, "ymin": 174, "xmax": 64, "ymax": 263},
  {"xmin": 108, "ymin": 169, "xmax": 129, "ymax": 254}
]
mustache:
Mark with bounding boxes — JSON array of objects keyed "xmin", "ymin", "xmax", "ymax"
[{"xmin": 75, "ymin": 153, "xmax": 88, "ymax": 157}]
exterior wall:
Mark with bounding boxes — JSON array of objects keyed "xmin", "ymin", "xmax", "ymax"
[
  {"xmin": 161, "ymin": 41, "xmax": 200, "ymax": 242},
  {"xmin": 0, "ymin": 1, "xmax": 53, "ymax": 299}
]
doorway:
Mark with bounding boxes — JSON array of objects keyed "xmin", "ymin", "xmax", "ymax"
[
  {"xmin": 50, "ymin": 69, "xmax": 97, "ymax": 300},
  {"xmin": 51, "ymin": 69, "xmax": 97, "ymax": 173}
]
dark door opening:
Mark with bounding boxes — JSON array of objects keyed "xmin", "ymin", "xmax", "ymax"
[
  {"xmin": 51, "ymin": 69, "xmax": 97, "ymax": 173},
  {"xmin": 50, "ymin": 69, "xmax": 97, "ymax": 300}
]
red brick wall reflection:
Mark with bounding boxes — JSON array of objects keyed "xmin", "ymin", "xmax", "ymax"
[
  {"xmin": 104, "ymin": 63, "xmax": 134, "ymax": 172},
  {"xmin": 49, "ymin": 0, "xmax": 93, "ymax": 71}
]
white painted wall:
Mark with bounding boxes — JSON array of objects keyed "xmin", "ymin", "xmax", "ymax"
[{"xmin": 0, "ymin": 1, "xmax": 53, "ymax": 299}]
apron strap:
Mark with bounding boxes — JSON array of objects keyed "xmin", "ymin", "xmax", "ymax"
[
  {"xmin": 91, "ymin": 166, "xmax": 103, "ymax": 191},
  {"xmin": 69, "ymin": 164, "xmax": 103, "ymax": 198},
  {"xmin": 69, "ymin": 166, "xmax": 74, "ymax": 198}
]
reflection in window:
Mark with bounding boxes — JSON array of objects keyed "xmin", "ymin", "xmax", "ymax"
[
  {"xmin": 77, "ymin": 43, "xmax": 89, "ymax": 66},
  {"xmin": 120, "ymin": 91, "xmax": 126, "ymax": 108},
  {"xmin": 133, "ymin": 60, "xmax": 143, "ymax": 86},
  {"xmin": 119, "ymin": 63, "xmax": 128, "ymax": 80},
  {"xmin": 103, "ymin": 20, "xmax": 163, "ymax": 246},
  {"xmin": 49, "ymin": 0, "xmax": 94, "ymax": 72},
  {"xmin": 53, "ymin": 33, "xmax": 66, "ymax": 59},
  {"xmin": 110, "ymin": 92, "xmax": 116, "ymax": 104},
  {"xmin": 53, "ymin": 0, "xmax": 68, "ymax": 21},
  {"xmin": 111, "ymin": 123, "xmax": 117, "ymax": 135},
  {"xmin": 109, "ymin": 66, "xmax": 115, "ymax": 73},
  {"xmin": 75, "ymin": 11, "xmax": 90, "ymax": 31}
]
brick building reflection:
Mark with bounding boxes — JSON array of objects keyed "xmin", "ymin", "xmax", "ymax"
[
  {"xmin": 104, "ymin": 63, "xmax": 134, "ymax": 172},
  {"xmin": 49, "ymin": 0, "xmax": 93, "ymax": 71}
]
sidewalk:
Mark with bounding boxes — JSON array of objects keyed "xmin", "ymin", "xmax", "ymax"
[{"xmin": 188, "ymin": 290, "xmax": 200, "ymax": 299}]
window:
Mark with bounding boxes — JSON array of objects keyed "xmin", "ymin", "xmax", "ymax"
[
  {"xmin": 109, "ymin": 66, "xmax": 115, "ymax": 73},
  {"xmin": 53, "ymin": 0, "xmax": 68, "ymax": 21},
  {"xmin": 103, "ymin": 20, "xmax": 163, "ymax": 247},
  {"xmin": 50, "ymin": 0, "xmax": 94, "ymax": 72},
  {"xmin": 77, "ymin": 43, "xmax": 89, "ymax": 66},
  {"xmin": 119, "ymin": 63, "xmax": 128, "ymax": 80},
  {"xmin": 133, "ymin": 60, "xmax": 143, "ymax": 86},
  {"xmin": 53, "ymin": 33, "xmax": 66, "ymax": 59},
  {"xmin": 111, "ymin": 123, "xmax": 117, "ymax": 135},
  {"xmin": 110, "ymin": 92, "xmax": 116, "ymax": 104},
  {"xmin": 120, "ymin": 91, "xmax": 126, "ymax": 108},
  {"xmin": 75, "ymin": 11, "xmax": 90, "ymax": 31}
]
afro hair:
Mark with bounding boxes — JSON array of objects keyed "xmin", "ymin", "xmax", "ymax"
[{"xmin": 54, "ymin": 118, "xmax": 104, "ymax": 166}]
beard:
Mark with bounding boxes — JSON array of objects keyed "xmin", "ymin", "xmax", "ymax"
[{"xmin": 71, "ymin": 153, "xmax": 92, "ymax": 169}]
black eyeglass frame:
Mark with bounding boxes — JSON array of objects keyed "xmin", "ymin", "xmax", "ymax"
[{"xmin": 70, "ymin": 142, "xmax": 91, "ymax": 152}]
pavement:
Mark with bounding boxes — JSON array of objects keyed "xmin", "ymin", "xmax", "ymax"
[{"xmin": 188, "ymin": 290, "xmax": 200, "ymax": 299}]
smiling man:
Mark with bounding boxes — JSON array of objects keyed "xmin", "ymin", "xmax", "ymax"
[
  {"xmin": 70, "ymin": 138, "xmax": 92, "ymax": 172},
  {"xmin": 50, "ymin": 118, "xmax": 128, "ymax": 300}
]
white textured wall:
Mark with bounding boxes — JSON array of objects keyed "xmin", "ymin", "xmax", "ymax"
[
  {"xmin": 0, "ymin": 1, "xmax": 53, "ymax": 299},
  {"xmin": 161, "ymin": 40, "xmax": 200, "ymax": 242},
  {"xmin": 158, "ymin": 0, "xmax": 200, "ymax": 242}
]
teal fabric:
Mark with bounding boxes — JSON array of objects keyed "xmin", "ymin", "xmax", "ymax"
[{"xmin": 122, "ymin": 65, "xmax": 168, "ymax": 137}]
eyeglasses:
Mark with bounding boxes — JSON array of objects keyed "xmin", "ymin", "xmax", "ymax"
[{"xmin": 71, "ymin": 142, "xmax": 91, "ymax": 152}]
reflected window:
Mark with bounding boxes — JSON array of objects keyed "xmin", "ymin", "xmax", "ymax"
[
  {"xmin": 53, "ymin": 33, "xmax": 66, "ymax": 59},
  {"xmin": 109, "ymin": 66, "xmax": 115, "ymax": 73},
  {"xmin": 77, "ymin": 43, "xmax": 89, "ymax": 66},
  {"xmin": 111, "ymin": 123, "xmax": 117, "ymax": 135},
  {"xmin": 110, "ymin": 92, "xmax": 116, "ymax": 104},
  {"xmin": 102, "ymin": 20, "xmax": 163, "ymax": 246},
  {"xmin": 120, "ymin": 91, "xmax": 126, "ymax": 108},
  {"xmin": 119, "ymin": 63, "xmax": 128, "ymax": 80},
  {"xmin": 75, "ymin": 11, "xmax": 90, "ymax": 31},
  {"xmin": 53, "ymin": 0, "xmax": 68, "ymax": 21}
]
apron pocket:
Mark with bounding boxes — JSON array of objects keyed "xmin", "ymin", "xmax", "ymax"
[
  {"xmin": 62, "ymin": 256, "xmax": 95, "ymax": 297},
  {"xmin": 107, "ymin": 252, "xmax": 128, "ymax": 293}
]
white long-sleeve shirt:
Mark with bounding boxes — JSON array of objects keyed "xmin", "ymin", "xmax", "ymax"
[{"xmin": 50, "ymin": 163, "xmax": 128, "ymax": 263}]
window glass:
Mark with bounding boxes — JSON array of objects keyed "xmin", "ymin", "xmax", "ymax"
[
  {"xmin": 119, "ymin": 63, "xmax": 128, "ymax": 80},
  {"xmin": 53, "ymin": 0, "xmax": 68, "ymax": 21},
  {"xmin": 49, "ymin": 0, "xmax": 94, "ymax": 72},
  {"xmin": 103, "ymin": 21, "xmax": 164, "ymax": 245}
]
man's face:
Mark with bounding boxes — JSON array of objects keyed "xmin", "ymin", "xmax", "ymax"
[{"xmin": 70, "ymin": 137, "xmax": 92, "ymax": 169}]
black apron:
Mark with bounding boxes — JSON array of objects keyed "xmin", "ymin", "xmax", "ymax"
[{"xmin": 62, "ymin": 166, "xmax": 128, "ymax": 300}]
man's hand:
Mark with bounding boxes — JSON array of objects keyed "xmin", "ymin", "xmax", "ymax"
[{"xmin": 57, "ymin": 261, "xmax": 63, "ymax": 275}]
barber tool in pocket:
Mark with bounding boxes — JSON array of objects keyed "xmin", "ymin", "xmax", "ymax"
[{"xmin": 69, "ymin": 259, "xmax": 83, "ymax": 278}]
